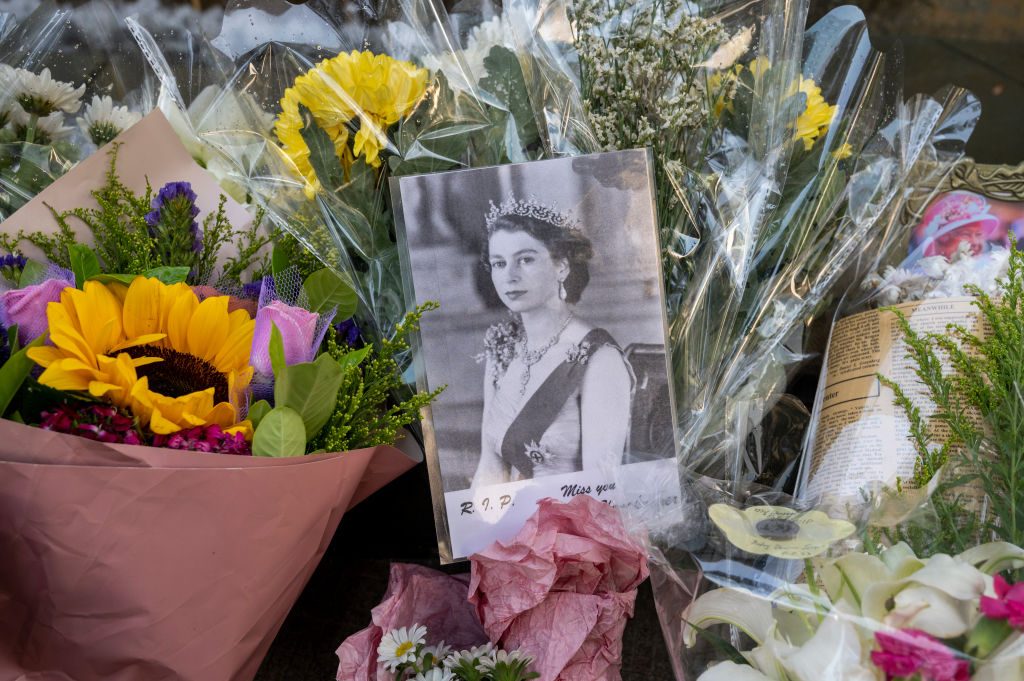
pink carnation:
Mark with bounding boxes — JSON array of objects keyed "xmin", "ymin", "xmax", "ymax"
[
  {"xmin": 871, "ymin": 629, "xmax": 970, "ymax": 681},
  {"xmin": 981, "ymin": 574, "xmax": 1024, "ymax": 630}
]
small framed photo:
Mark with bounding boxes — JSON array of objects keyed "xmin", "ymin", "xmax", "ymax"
[{"xmin": 393, "ymin": 149, "xmax": 680, "ymax": 562}]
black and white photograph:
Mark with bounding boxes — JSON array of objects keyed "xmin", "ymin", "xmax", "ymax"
[{"xmin": 394, "ymin": 149, "xmax": 680, "ymax": 561}]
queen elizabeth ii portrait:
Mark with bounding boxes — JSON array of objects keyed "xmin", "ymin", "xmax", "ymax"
[
  {"xmin": 393, "ymin": 149, "xmax": 678, "ymax": 560},
  {"xmin": 472, "ymin": 197, "xmax": 633, "ymax": 486}
]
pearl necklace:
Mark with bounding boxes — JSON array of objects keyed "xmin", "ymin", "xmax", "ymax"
[{"xmin": 517, "ymin": 313, "xmax": 573, "ymax": 395}]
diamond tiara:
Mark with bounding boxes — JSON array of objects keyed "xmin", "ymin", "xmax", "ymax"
[{"xmin": 485, "ymin": 194, "xmax": 583, "ymax": 234}]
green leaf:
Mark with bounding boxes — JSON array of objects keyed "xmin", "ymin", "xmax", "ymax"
[
  {"xmin": 248, "ymin": 399, "xmax": 272, "ymax": 429},
  {"xmin": 274, "ymin": 353, "xmax": 345, "ymax": 441},
  {"xmin": 271, "ymin": 242, "xmax": 290, "ymax": 276},
  {"xmin": 18, "ymin": 259, "xmax": 47, "ymax": 287},
  {"xmin": 268, "ymin": 323, "xmax": 286, "ymax": 377},
  {"xmin": 303, "ymin": 268, "xmax": 358, "ymax": 317},
  {"xmin": 86, "ymin": 266, "xmax": 190, "ymax": 288},
  {"xmin": 252, "ymin": 406, "xmax": 307, "ymax": 457},
  {"xmin": 335, "ymin": 344, "xmax": 371, "ymax": 373},
  {"xmin": 142, "ymin": 266, "xmax": 190, "ymax": 285},
  {"xmin": 0, "ymin": 334, "xmax": 45, "ymax": 416},
  {"xmin": 7, "ymin": 325, "xmax": 20, "ymax": 356},
  {"xmin": 69, "ymin": 244, "xmax": 101, "ymax": 289},
  {"xmin": 479, "ymin": 46, "xmax": 540, "ymax": 151},
  {"xmin": 298, "ymin": 103, "xmax": 346, "ymax": 190},
  {"xmin": 88, "ymin": 273, "xmax": 138, "ymax": 286}
]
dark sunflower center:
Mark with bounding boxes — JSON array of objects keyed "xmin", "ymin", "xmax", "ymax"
[
  {"xmin": 755, "ymin": 518, "xmax": 800, "ymax": 541},
  {"xmin": 122, "ymin": 345, "xmax": 229, "ymax": 404}
]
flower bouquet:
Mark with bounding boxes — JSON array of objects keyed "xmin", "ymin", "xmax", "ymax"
[{"xmin": 0, "ymin": 101, "xmax": 441, "ymax": 679}]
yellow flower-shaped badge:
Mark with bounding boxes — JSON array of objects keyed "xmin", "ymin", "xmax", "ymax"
[{"xmin": 709, "ymin": 504, "xmax": 855, "ymax": 559}]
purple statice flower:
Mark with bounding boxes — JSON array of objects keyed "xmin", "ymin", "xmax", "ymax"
[
  {"xmin": 335, "ymin": 317, "xmax": 361, "ymax": 347},
  {"xmin": 152, "ymin": 425, "xmax": 251, "ymax": 455},
  {"xmin": 0, "ymin": 254, "xmax": 27, "ymax": 270},
  {"xmin": 146, "ymin": 181, "xmax": 202, "ymax": 253},
  {"xmin": 39, "ymin": 404, "xmax": 142, "ymax": 445},
  {"xmin": 242, "ymin": 277, "xmax": 266, "ymax": 301}
]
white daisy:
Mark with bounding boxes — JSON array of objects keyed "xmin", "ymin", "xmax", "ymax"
[
  {"xmin": 443, "ymin": 642, "xmax": 496, "ymax": 669},
  {"xmin": 417, "ymin": 642, "xmax": 451, "ymax": 667},
  {"xmin": 77, "ymin": 95, "xmax": 142, "ymax": 146},
  {"xmin": 476, "ymin": 648, "xmax": 534, "ymax": 672},
  {"xmin": 377, "ymin": 624, "xmax": 427, "ymax": 671},
  {"xmin": 11, "ymin": 67, "xmax": 85, "ymax": 116},
  {"xmin": 414, "ymin": 668, "xmax": 454, "ymax": 681},
  {"xmin": 19, "ymin": 110, "xmax": 74, "ymax": 144}
]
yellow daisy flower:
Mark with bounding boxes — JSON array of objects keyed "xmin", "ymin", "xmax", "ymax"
[
  {"xmin": 794, "ymin": 76, "xmax": 836, "ymax": 151},
  {"xmin": 708, "ymin": 503, "xmax": 855, "ymax": 559},
  {"xmin": 28, "ymin": 277, "xmax": 255, "ymax": 438},
  {"xmin": 274, "ymin": 49, "xmax": 428, "ymax": 193}
]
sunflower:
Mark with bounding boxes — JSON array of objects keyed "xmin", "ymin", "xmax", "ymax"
[
  {"xmin": 28, "ymin": 277, "xmax": 255, "ymax": 438},
  {"xmin": 274, "ymin": 49, "xmax": 428, "ymax": 194}
]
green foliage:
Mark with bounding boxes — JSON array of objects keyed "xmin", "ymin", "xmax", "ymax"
[
  {"xmin": 303, "ymin": 268, "xmax": 358, "ymax": 317},
  {"xmin": 47, "ymin": 145, "xmax": 155, "ymax": 274},
  {"xmin": 881, "ymin": 244, "xmax": 1024, "ymax": 554},
  {"xmin": 312, "ymin": 303, "xmax": 445, "ymax": 452},
  {"xmin": 479, "ymin": 46, "xmax": 542, "ymax": 156},
  {"xmin": 0, "ymin": 332, "xmax": 45, "ymax": 417},
  {"xmin": 252, "ymin": 406, "xmax": 307, "ymax": 458},
  {"xmin": 6, "ymin": 145, "xmax": 272, "ymax": 289},
  {"xmin": 68, "ymin": 244, "xmax": 101, "ymax": 288},
  {"xmin": 273, "ymin": 353, "xmax": 345, "ymax": 440}
]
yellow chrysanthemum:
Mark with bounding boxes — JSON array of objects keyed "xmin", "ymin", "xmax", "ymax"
[
  {"xmin": 794, "ymin": 76, "xmax": 836, "ymax": 151},
  {"xmin": 274, "ymin": 49, "xmax": 428, "ymax": 195},
  {"xmin": 28, "ymin": 277, "xmax": 255, "ymax": 438}
]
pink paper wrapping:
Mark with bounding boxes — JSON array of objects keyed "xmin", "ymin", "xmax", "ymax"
[
  {"xmin": 0, "ymin": 420, "xmax": 420, "ymax": 681},
  {"xmin": 468, "ymin": 496, "xmax": 649, "ymax": 681},
  {"xmin": 336, "ymin": 563, "xmax": 489, "ymax": 681}
]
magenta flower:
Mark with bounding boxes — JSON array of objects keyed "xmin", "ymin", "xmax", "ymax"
[
  {"xmin": 152, "ymin": 425, "xmax": 250, "ymax": 455},
  {"xmin": 981, "ymin": 574, "xmax": 1024, "ymax": 630},
  {"xmin": 871, "ymin": 629, "xmax": 970, "ymax": 681},
  {"xmin": 250, "ymin": 300, "xmax": 323, "ymax": 375},
  {"xmin": 0, "ymin": 276, "xmax": 72, "ymax": 345},
  {"xmin": 39, "ymin": 404, "xmax": 142, "ymax": 445}
]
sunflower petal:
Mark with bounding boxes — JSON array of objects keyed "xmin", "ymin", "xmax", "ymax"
[
  {"xmin": 187, "ymin": 296, "xmax": 230, "ymax": 364},
  {"xmin": 123, "ymin": 277, "xmax": 164, "ymax": 338}
]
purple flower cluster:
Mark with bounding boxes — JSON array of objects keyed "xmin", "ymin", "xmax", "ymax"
[
  {"xmin": 146, "ymin": 181, "xmax": 202, "ymax": 253},
  {"xmin": 335, "ymin": 317, "xmax": 361, "ymax": 347},
  {"xmin": 40, "ymin": 404, "xmax": 142, "ymax": 445},
  {"xmin": 0, "ymin": 254, "xmax": 27, "ymax": 271},
  {"xmin": 152, "ymin": 424, "xmax": 251, "ymax": 455},
  {"xmin": 242, "ymin": 277, "xmax": 266, "ymax": 300}
]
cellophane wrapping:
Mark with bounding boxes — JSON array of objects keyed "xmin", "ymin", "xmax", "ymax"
[{"xmin": 0, "ymin": 0, "xmax": 155, "ymax": 221}]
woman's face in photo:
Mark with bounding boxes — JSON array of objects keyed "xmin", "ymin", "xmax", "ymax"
[{"xmin": 488, "ymin": 229, "xmax": 567, "ymax": 313}]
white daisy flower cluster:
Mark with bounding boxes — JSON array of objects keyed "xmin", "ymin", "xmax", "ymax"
[
  {"xmin": 0, "ymin": 63, "xmax": 140, "ymax": 147},
  {"xmin": 77, "ymin": 95, "xmax": 142, "ymax": 147},
  {"xmin": 863, "ymin": 240, "xmax": 1012, "ymax": 306},
  {"xmin": 377, "ymin": 625, "xmax": 537, "ymax": 681},
  {"xmin": 0, "ymin": 66, "xmax": 83, "ymax": 144}
]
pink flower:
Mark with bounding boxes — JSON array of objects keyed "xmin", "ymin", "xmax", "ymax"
[
  {"xmin": 871, "ymin": 629, "xmax": 970, "ymax": 681},
  {"xmin": 981, "ymin": 574, "xmax": 1024, "ymax": 630},
  {"xmin": 0, "ymin": 277, "xmax": 72, "ymax": 345},
  {"xmin": 152, "ymin": 425, "xmax": 250, "ymax": 455},
  {"xmin": 39, "ymin": 404, "xmax": 142, "ymax": 445},
  {"xmin": 250, "ymin": 300, "xmax": 321, "ymax": 375}
]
